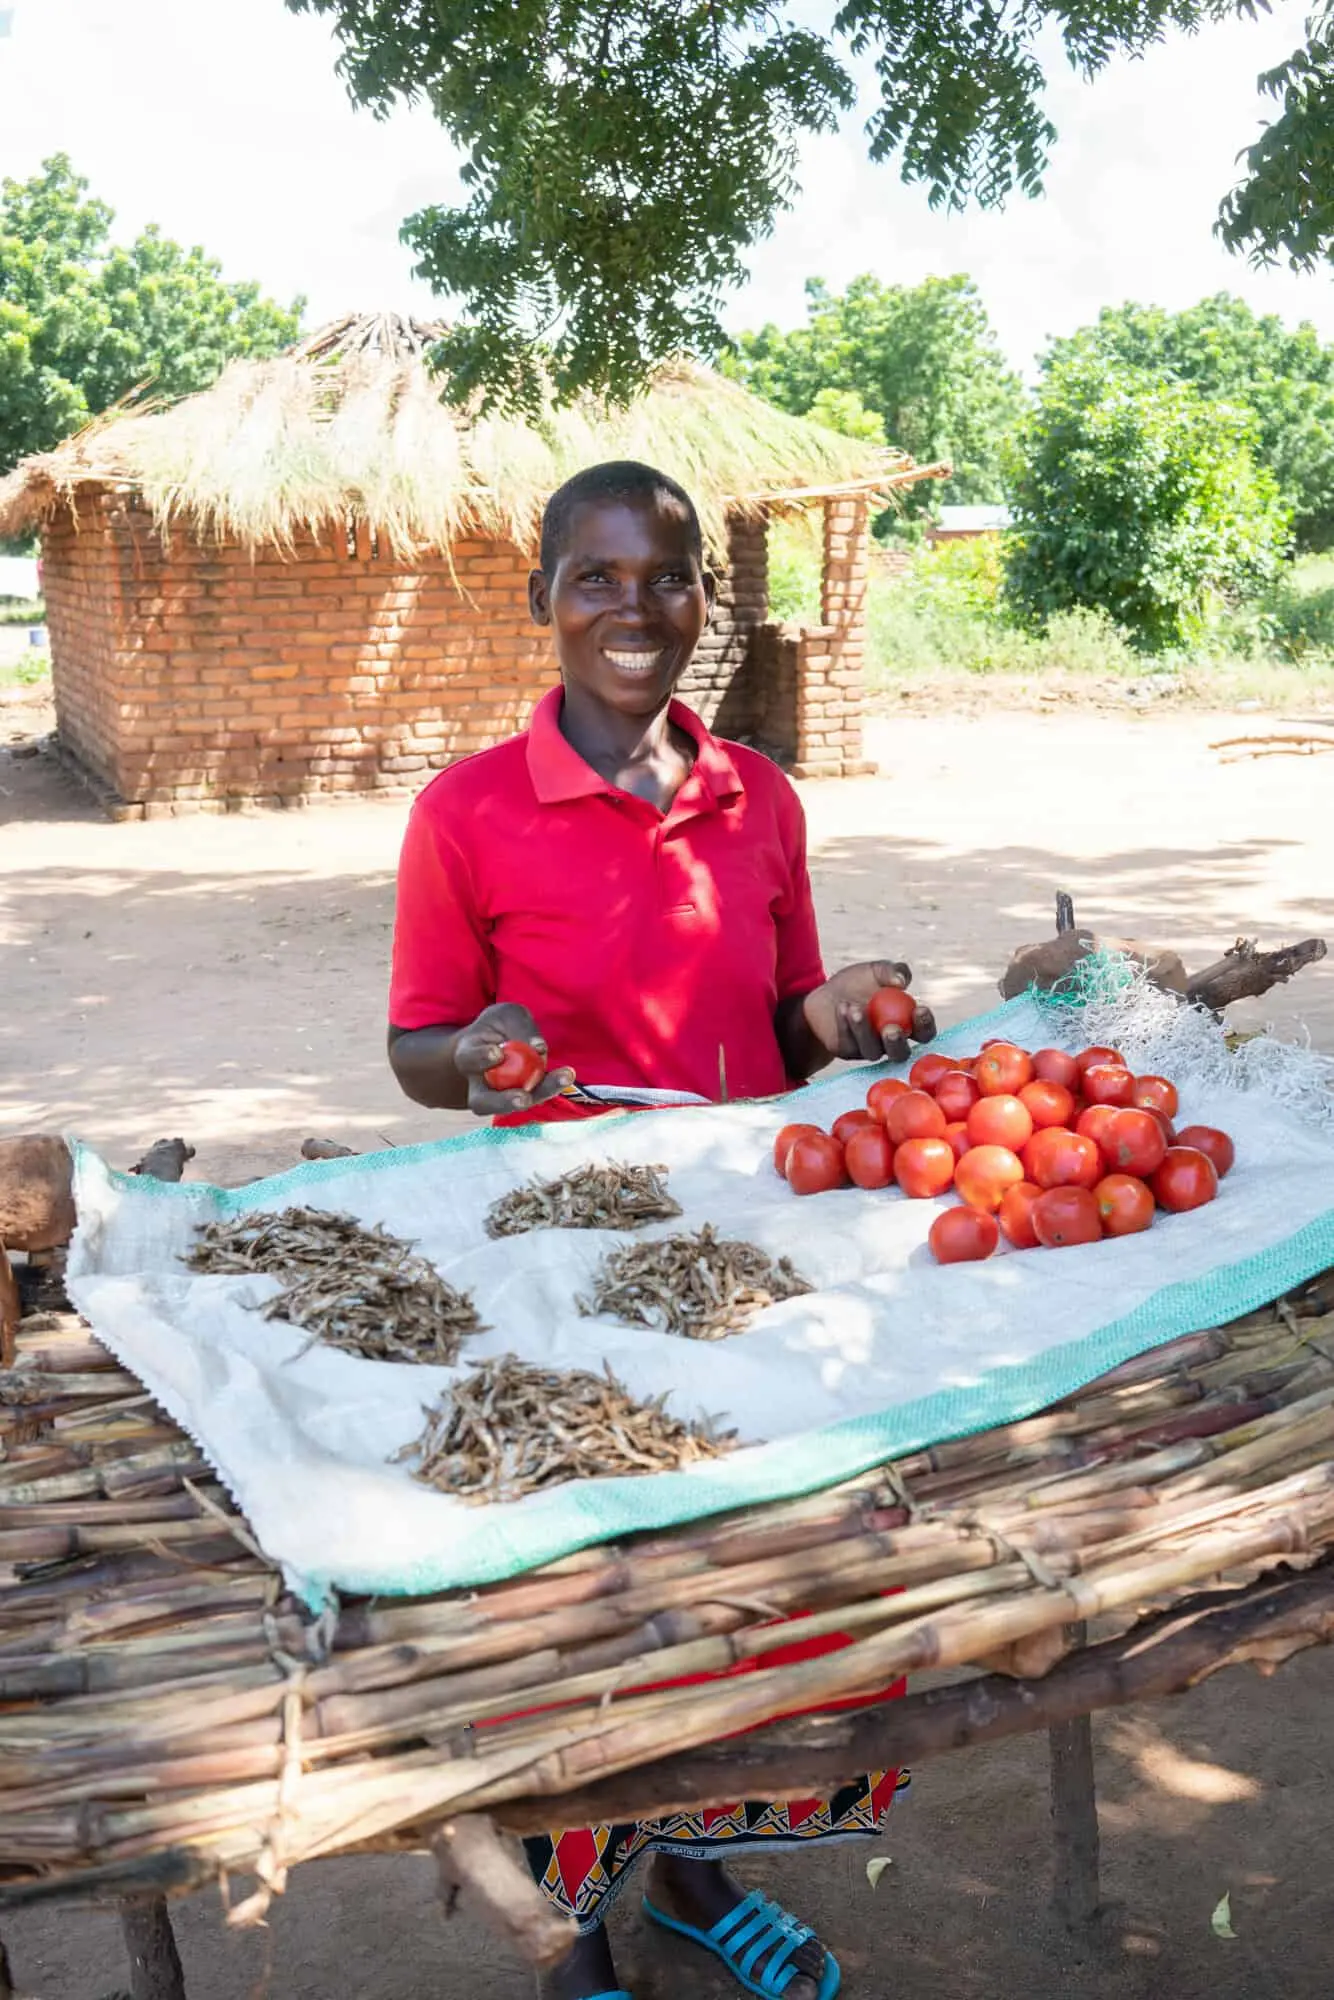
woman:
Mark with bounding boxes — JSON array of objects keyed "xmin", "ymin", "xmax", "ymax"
[{"xmin": 389, "ymin": 461, "xmax": 934, "ymax": 2000}]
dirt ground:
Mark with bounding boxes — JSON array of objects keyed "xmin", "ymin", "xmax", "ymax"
[{"xmin": 2, "ymin": 690, "xmax": 1332, "ymax": 1998}]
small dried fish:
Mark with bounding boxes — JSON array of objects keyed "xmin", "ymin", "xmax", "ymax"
[
  {"xmin": 485, "ymin": 1161, "xmax": 682, "ymax": 1238},
  {"xmin": 577, "ymin": 1224, "xmax": 812, "ymax": 1341},
  {"xmin": 184, "ymin": 1207, "xmax": 482, "ymax": 1365},
  {"xmin": 398, "ymin": 1353, "xmax": 735, "ymax": 1502}
]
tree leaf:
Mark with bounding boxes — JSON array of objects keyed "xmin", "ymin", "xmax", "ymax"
[{"xmin": 1211, "ymin": 1891, "xmax": 1238, "ymax": 1940}]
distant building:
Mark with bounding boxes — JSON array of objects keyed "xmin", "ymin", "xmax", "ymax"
[{"xmin": 928, "ymin": 505, "xmax": 1012, "ymax": 546}]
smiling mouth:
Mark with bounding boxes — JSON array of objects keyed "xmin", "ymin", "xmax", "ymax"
[{"xmin": 602, "ymin": 647, "xmax": 667, "ymax": 675}]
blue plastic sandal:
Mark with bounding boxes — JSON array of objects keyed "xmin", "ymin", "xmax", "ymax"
[{"xmin": 642, "ymin": 1889, "xmax": 840, "ymax": 2000}]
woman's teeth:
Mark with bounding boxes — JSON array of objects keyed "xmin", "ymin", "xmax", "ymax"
[{"xmin": 604, "ymin": 649, "xmax": 665, "ymax": 674}]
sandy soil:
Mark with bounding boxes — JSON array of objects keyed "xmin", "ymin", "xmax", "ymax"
[{"xmin": 2, "ymin": 690, "xmax": 1332, "ymax": 1997}]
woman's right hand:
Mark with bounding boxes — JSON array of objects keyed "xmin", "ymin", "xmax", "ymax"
[{"xmin": 453, "ymin": 1003, "xmax": 576, "ymax": 1119}]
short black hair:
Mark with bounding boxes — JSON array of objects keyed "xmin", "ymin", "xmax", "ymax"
[{"xmin": 539, "ymin": 460, "xmax": 703, "ymax": 573}]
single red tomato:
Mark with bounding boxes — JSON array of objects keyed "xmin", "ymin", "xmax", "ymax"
[
  {"xmin": 934, "ymin": 1070, "xmax": 981, "ymax": 1122},
  {"xmin": 786, "ymin": 1132, "xmax": 849, "ymax": 1196},
  {"xmin": 1100, "ymin": 1108, "xmax": 1168, "ymax": 1178},
  {"xmin": 909, "ymin": 1052, "xmax": 956, "ymax": 1094},
  {"xmin": 929, "ymin": 1206, "xmax": 1000, "ymax": 1265},
  {"xmin": 943, "ymin": 1120, "xmax": 972, "ymax": 1163},
  {"xmin": 954, "ymin": 1144, "xmax": 1026, "ymax": 1213},
  {"xmin": 484, "ymin": 1039, "xmax": 546, "ymax": 1093},
  {"xmin": 867, "ymin": 986, "xmax": 917, "ymax": 1038},
  {"xmin": 832, "ymin": 1108, "xmax": 876, "ymax": 1147},
  {"xmin": 1094, "ymin": 1173, "xmax": 1155, "ymax": 1237},
  {"xmin": 1082, "ymin": 1064, "xmax": 1136, "ymax": 1108},
  {"xmin": 886, "ymin": 1090, "xmax": 948, "ymax": 1145},
  {"xmin": 1023, "ymin": 1127, "xmax": 1102, "ymax": 1191},
  {"xmin": 966, "ymin": 1093, "xmax": 1034, "ymax": 1151},
  {"xmin": 1146, "ymin": 1107, "xmax": 1178, "ymax": 1147},
  {"xmin": 1175, "ymin": 1125, "xmax": 1235, "ymax": 1178},
  {"xmin": 866, "ymin": 1076, "xmax": 911, "ymax": 1121},
  {"xmin": 1031, "ymin": 1047, "xmax": 1080, "ymax": 1090},
  {"xmin": 1151, "ymin": 1147, "xmax": 1219, "ymax": 1213},
  {"xmin": 773, "ymin": 1121, "xmax": 821, "ymax": 1176},
  {"xmin": 980, "ymin": 1036, "xmax": 1008, "ymax": 1048},
  {"xmin": 845, "ymin": 1123, "xmax": 896, "ymax": 1189},
  {"xmin": 1133, "ymin": 1074, "xmax": 1179, "ymax": 1119},
  {"xmin": 998, "ymin": 1180, "xmax": 1044, "ymax": 1249},
  {"xmin": 1019, "ymin": 1079, "xmax": 1076, "ymax": 1130},
  {"xmin": 1075, "ymin": 1045, "xmax": 1125, "ymax": 1075},
  {"xmin": 1075, "ymin": 1103, "xmax": 1119, "ymax": 1154},
  {"xmin": 1032, "ymin": 1185, "xmax": 1104, "ymax": 1248},
  {"xmin": 894, "ymin": 1137, "xmax": 957, "ymax": 1199},
  {"xmin": 975, "ymin": 1042, "xmax": 1035, "ymax": 1097}
]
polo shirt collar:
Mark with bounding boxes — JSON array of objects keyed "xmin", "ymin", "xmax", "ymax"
[{"xmin": 526, "ymin": 685, "xmax": 745, "ymax": 808}]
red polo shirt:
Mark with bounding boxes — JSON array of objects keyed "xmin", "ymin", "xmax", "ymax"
[{"xmin": 389, "ymin": 688, "xmax": 825, "ymax": 1118}]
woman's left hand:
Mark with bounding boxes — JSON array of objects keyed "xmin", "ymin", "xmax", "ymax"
[{"xmin": 801, "ymin": 960, "xmax": 937, "ymax": 1066}]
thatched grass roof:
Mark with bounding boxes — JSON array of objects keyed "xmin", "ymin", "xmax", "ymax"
[{"xmin": 0, "ymin": 313, "xmax": 944, "ymax": 557}]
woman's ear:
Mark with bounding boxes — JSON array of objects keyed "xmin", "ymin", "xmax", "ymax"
[{"xmin": 528, "ymin": 568, "xmax": 551, "ymax": 625}]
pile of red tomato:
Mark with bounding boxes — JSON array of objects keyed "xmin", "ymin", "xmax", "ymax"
[{"xmin": 773, "ymin": 1034, "xmax": 1236, "ymax": 1267}]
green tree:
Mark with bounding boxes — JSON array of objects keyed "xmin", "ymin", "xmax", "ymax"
[
  {"xmin": 1045, "ymin": 295, "xmax": 1334, "ymax": 550},
  {"xmin": 290, "ymin": 0, "xmax": 1334, "ymax": 406},
  {"xmin": 1004, "ymin": 347, "xmax": 1291, "ymax": 652},
  {"xmin": 727, "ymin": 275, "xmax": 1024, "ymax": 516},
  {"xmin": 0, "ymin": 156, "xmax": 303, "ymax": 475}
]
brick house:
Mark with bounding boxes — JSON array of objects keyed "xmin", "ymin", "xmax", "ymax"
[{"xmin": 0, "ymin": 316, "xmax": 945, "ymax": 818}]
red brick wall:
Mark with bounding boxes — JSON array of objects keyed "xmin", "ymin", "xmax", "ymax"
[{"xmin": 39, "ymin": 490, "xmax": 862, "ymax": 812}]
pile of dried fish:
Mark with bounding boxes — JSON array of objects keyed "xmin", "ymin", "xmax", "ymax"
[
  {"xmin": 578, "ymin": 1224, "xmax": 812, "ymax": 1341},
  {"xmin": 184, "ymin": 1207, "xmax": 482, "ymax": 1364},
  {"xmin": 399, "ymin": 1353, "xmax": 736, "ymax": 1502},
  {"xmin": 485, "ymin": 1161, "xmax": 682, "ymax": 1238}
]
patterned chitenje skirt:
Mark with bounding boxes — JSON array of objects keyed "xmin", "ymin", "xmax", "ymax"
[{"xmin": 524, "ymin": 1763, "xmax": 910, "ymax": 1931}]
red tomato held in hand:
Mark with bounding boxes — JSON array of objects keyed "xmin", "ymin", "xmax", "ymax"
[
  {"xmin": 909, "ymin": 1052, "xmax": 956, "ymax": 1094},
  {"xmin": 934, "ymin": 1070, "xmax": 981, "ymax": 1122},
  {"xmin": 1095, "ymin": 1173, "xmax": 1156, "ymax": 1237},
  {"xmin": 774, "ymin": 1121, "xmax": 822, "ymax": 1176},
  {"xmin": 974, "ymin": 1043, "xmax": 1035, "ymax": 1097},
  {"xmin": 1019, "ymin": 1079, "xmax": 1076, "ymax": 1130},
  {"xmin": 1075, "ymin": 1045, "xmax": 1125, "ymax": 1075},
  {"xmin": 1133, "ymin": 1074, "xmax": 1179, "ymax": 1119},
  {"xmin": 1151, "ymin": 1147, "xmax": 1219, "ymax": 1213},
  {"xmin": 1032, "ymin": 1047, "xmax": 1080, "ymax": 1090},
  {"xmin": 966, "ymin": 1093, "xmax": 1034, "ymax": 1151},
  {"xmin": 484, "ymin": 1039, "xmax": 546, "ymax": 1093},
  {"xmin": 955, "ymin": 1144, "xmax": 1026, "ymax": 1213},
  {"xmin": 1100, "ymin": 1108, "xmax": 1168, "ymax": 1178},
  {"xmin": 845, "ymin": 1123, "xmax": 896, "ymax": 1189},
  {"xmin": 832, "ymin": 1108, "xmax": 876, "ymax": 1147},
  {"xmin": 886, "ymin": 1090, "xmax": 948, "ymax": 1145},
  {"xmin": 944, "ymin": 1120, "xmax": 972, "ymax": 1163},
  {"xmin": 998, "ymin": 1180, "xmax": 1044, "ymax": 1249},
  {"xmin": 929, "ymin": 1206, "xmax": 1000, "ymax": 1265},
  {"xmin": 866, "ymin": 1076, "xmax": 912, "ymax": 1121},
  {"xmin": 1175, "ymin": 1125, "xmax": 1235, "ymax": 1178},
  {"xmin": 1023, "ymin": 1127, "xmax": 1102, "ymax": 1191},
  {"xmin": 1032, "ymin": 1186, "xmax": 1103, "ymax": 1248},
  {"xmin": 786, "ymin": 1133, "xmax": 849, "ymax": 1196},
  {"xmin": 894, "ymin": 1137, "xmax": 957, "ymax": 1199},
  {"xmin": 867, "ymin": 986, "xmax": 917, "ymax": 1038},
  {"xmin": 1081, "ymin": 1064, "xmax": 1136, "ymax": 1108}
]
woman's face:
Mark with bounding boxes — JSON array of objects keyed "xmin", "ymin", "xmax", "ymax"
[{"xmin": 529, "ymin": 495, "xmax": 714, "ymax": 718}]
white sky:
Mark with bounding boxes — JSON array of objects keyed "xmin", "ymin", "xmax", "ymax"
[{"xmin": 1, "ymin": 0, "xmax": 1331, "ymax": 375}]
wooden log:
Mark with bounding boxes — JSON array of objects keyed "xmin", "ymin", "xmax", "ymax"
[
  {"xmin": 1186, "ymin": 937, "xmax": 1327, "ymax": 1013},
  {"xmin": 299, "ymin": 1138, "xmax": 356, "ymax": 1161},
  {"xmin": 489, "ymin": 1562, "xmax": 1334, "ymax": 1835},
  {"xmin": 0, "ymin": 1248, "xmax": 18, "ymax": 1371},
  {"xmin": 118, "ymin": 1896, "xmax": 186, "ymax": 2000},
  {"xmin": 431, "ymin": 1814, "xmax": 576, "ymax": 1969},
  {"xmin": 1048, "ymin": 1622, "xmax": 1099, "ymax": 1929},
  {"xmin": 128, "ymin": 1142, "xmax": 194, "ymax": 1184},
  {"xmin": 0, "ymin": 1136, "xmax": 75, "ymax": 1253}
]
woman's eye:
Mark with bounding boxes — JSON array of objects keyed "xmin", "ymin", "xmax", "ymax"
[{"xmin": 654, "ymin": 571, "xmax": 690, "ymax": 587}]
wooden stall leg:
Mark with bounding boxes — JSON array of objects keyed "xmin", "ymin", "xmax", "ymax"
[
  {"xmin": 0, "ymin": 1934, "xmax": 16, "ymax": 2000},
  {"xmin": 1048, "ymin": 1713, "xmax": 1100, "ymax": 1929},
  {"xmin": 119, "ymin": 1897, "xmax": 187, "ymax": 2000},
  {"xmin": 433, "ymin": 1815, "xmax": 576, "ymax": 1969}
]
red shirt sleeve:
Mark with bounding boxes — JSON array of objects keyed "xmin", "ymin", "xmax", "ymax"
[
  {"xmin": 388, "ymin": 788, "xmax": 496, "ymax": 1030},
  {"xmin": 772, "ymin": 777, "xmax": 826, "ymax": 1003}
]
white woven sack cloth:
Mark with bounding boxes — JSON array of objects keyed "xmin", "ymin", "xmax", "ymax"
[{"xmin": 67, "ymin": 983, "xmax": 1334, "ymax": 1605}]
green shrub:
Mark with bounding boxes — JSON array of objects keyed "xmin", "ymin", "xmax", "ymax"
[{"xmin": 764, "ymin": 515, "xmax": 822, "ymax": 622}]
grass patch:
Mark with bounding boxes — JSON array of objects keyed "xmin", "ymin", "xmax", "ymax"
[
  {"xmin": 0, "ymin": 598, "xmax": 44, "ymax": 626},
  {"xmin": 0, "ymin": 651, "xmax": 51, "ymax": 689}
]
